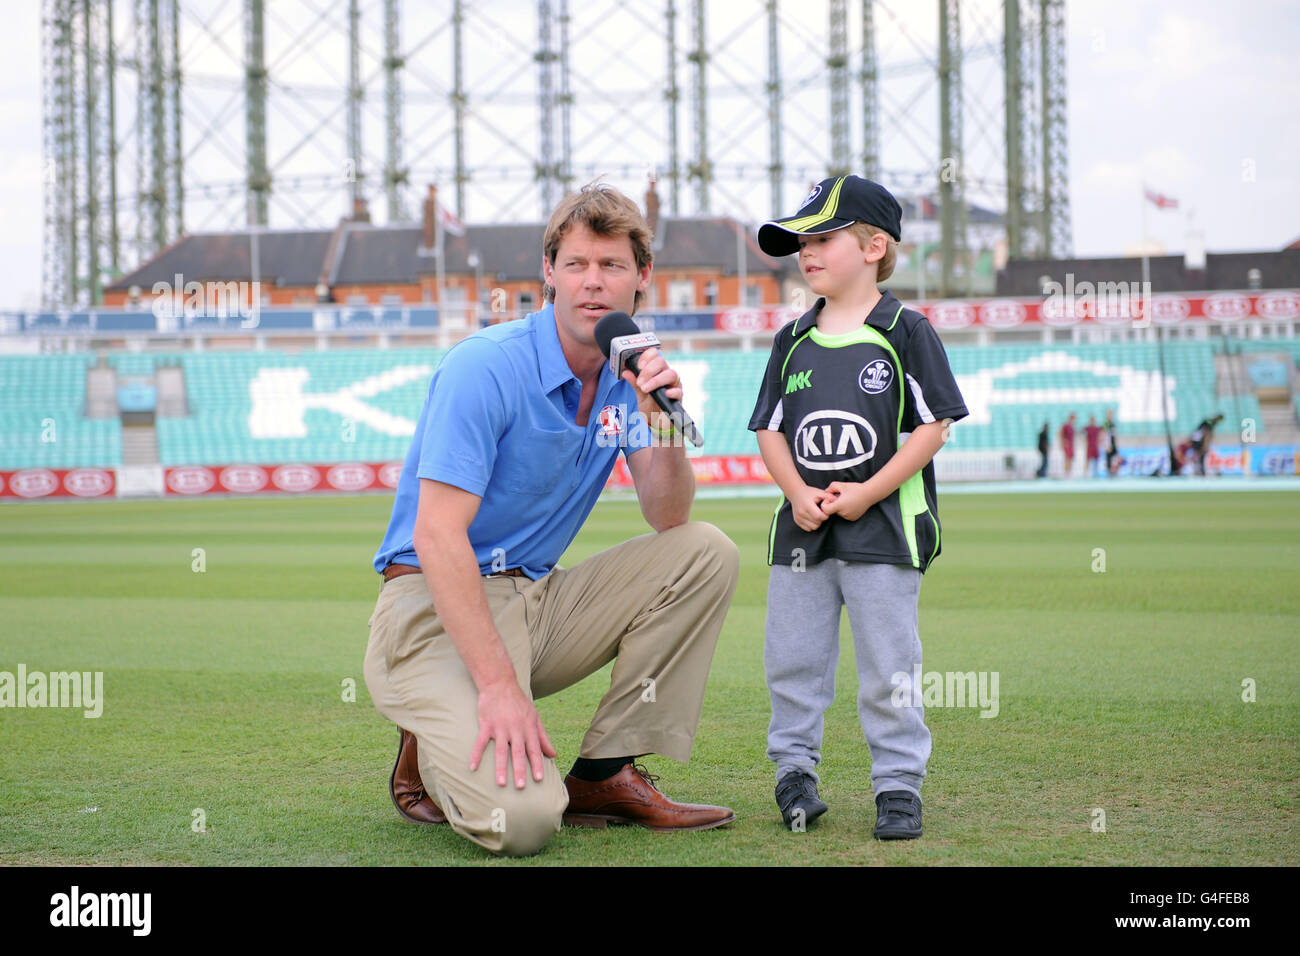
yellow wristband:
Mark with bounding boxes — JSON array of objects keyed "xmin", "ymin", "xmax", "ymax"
[{"xmin": 651, "ymin": 421, "xmax": 678, "ymax": 440}]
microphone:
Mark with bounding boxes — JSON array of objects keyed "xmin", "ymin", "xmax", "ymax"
[{"xmin": 594, "ymin": 311, "xmax": 704, "ymax": 447}]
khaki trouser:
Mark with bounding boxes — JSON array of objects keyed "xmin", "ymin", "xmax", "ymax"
[{"xmin": 364, "ymin": 521, "xmax": 739, "ymax": 856}]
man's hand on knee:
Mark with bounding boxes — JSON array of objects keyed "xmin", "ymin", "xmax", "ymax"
[{"xmin": 470, "ymin": 677, "xmax": 558, "ymax": 789}]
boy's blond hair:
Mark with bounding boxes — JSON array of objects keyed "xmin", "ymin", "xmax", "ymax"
[
  {"xmin": 847, "ymin": 222, "xmax": 897, "ymax": 282},
  {"xmin": 542, "ymin": 182, "xmax": 655, "ymax": 312}
]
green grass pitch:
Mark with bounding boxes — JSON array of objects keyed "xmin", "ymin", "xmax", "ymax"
[{"xmin": 1, "ymin": 490, "xmax": 1296, "ymax": 866}]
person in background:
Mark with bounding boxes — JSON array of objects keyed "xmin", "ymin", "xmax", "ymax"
[
  {"xmin": 1059, "ymin": 413, "xmax": 1077, "ymax": 478},
  {"xmin": 1084, "ymin": 415, "xmax": 1103, "ymax": 478},
  {"xmin": 1188, "ymin": 413, "xmax": 1224, "ymax": 476},
  {"xmin": 1036, "ymin": 422, "xmax": 1050, "ymax": 479},
  {"xmin": 1103, "ymin": 409, "xmax": 1124, "ymax": 476}
]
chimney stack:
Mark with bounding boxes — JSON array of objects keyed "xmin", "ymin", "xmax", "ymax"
[
  {"xmin": 422, "ymin": 184, "xmax": 438, "ymax": 251},
  {"xmin": 644, "ymin": 174, "xmax": 660, "ymax": 237}
]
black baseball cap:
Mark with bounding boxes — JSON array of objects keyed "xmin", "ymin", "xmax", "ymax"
[{"xmin": 758, "ymin": 175, "xmax": 903, "ymax": 257}]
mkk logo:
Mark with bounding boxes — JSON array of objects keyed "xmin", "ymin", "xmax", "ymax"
[
  {"xmin": 794, "ymin": 410, "xmax": 877, "ymax": 471},
  {"xmin": 784, "ymin": 370, "xmax": 813, "ymax": 394},
  {"xmin": 859, "ymin": 359, "xmax": 893, "ymax": 394}
]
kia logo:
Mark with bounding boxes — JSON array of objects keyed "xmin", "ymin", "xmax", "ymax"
[
  {"xmin": 64, "ymin": 469, "xmax": 113, "ymax": 497},
  {"xmin": 1204, "ymin": 294, "xmax": 1249, "ymax": 320},
  {"xmin": 981, "ymin": 300, "xmax": 1025, "ymax": 328},
  {"xmin": 220, "ymin": 466, "xmax": 269, "ymax": 493},
  {"xmin": 930, "ymin": 303, "xmax": 974, "ymax": 329},
  {"xmin": 769, "ymin": 307, "xmax": 801, "ymax": 328},
  {"xmin": 271, "ymin": 465, "xmax": 320, "ymax": 493},
  {"xmin": 11, "ymin": 469, "xmax": 58, "ymax": 498},
  {"xmin": 793, "ymin": 409, "xmax": 878, "ymax": 471},
  {"xmin": 1094, "ymin": 298, "xmax": 1137, "ymax": 325},
  {"xmin": 379, "ymin": 462, "xmax": 403, "ymax": 488},
  {"xmin": 720, "ymin": 309, "xmax": 766, "ymax": 334},
  {"xmin": 1040, "ymin": 298, "xmax": 1079, "ymax": 327},
  {"xmin": 1257, "ymin": 292, "xmax": 1299, "ymax": 320},
  {"xmin": 1152, "ymin": 296, "xmax": 1190, "ymax": 324},
  {"xmin": 166, "ymin": 467, "xmax": 216, "ymax": 494},
  {"xmin": 327, "ymin": 463, "xmax": 375, "ymax": 491}
]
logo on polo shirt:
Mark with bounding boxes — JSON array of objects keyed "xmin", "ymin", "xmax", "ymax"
[
  {"xmin": 859, "ymin": 359, "xmax": 893, "ymax": 395},
  {"xmin": 794, "ymin": 410, "xmax": 877, "ymax": 471},
  {"xmin": 597, "ymin": 404, "xmax": 624, "ymax": 437},
  {"xmin": 784, "ymin": 370, "xmax": 813, "ymax": 394}
]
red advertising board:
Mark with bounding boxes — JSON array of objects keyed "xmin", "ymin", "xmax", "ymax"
[
  {"xmin": 606, "ymin": 454, "xmax": 772, "ymax": 488},
  {"xmin": 4, "ymin": 460, "xmax": 774, "ymax": 499},
  {"xmin": 713, "ymin": 290, "xmax": 1300, "ymax": 331},
  {"xmin": 162, "ymin": 462, "xmax": 405, "ymax": 495},
  {"xmin": 0, "ymin": 468, "xmax": 116, "ymax": 499}
]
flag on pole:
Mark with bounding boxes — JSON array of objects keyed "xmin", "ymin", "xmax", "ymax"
[
  {"xmin": 439, "ymin": 202, "xmax": 467, "ymax": 237},
  {"xmin": 1144, "ymin": 188, "xmax": 1179, "ymax": 210}
]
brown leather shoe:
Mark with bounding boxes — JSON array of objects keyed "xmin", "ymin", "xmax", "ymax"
[
  {"xmin": 562, "ymin": 763, "xmax": 735, "ymax": 832},
  {"xmin": 389, "ymin": 728, "xmax": 447, "ymax": 825}
]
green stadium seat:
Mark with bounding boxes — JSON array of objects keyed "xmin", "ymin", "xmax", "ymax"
[{"xmin": 7, "ymin": 340, "xmax": 1296, "ymax": 471}]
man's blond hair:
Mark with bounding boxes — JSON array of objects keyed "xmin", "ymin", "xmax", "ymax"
[
  {"xmin": 847, "ymin": 222, "xmax": 897, "ymax": 282},
  {"xmin": 542, "ymin": 182, "xmax": 654, "ymax": 311}
]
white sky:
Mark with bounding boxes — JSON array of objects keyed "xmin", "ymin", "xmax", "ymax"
[{"xmin": 2, "ymin": 0, "xmax": 1297, "ymax": 309}]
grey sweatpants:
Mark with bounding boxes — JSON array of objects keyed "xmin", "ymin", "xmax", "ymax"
[{"xmin": 765, "ymin": 560, "xmax": 931, "ymax": 798}]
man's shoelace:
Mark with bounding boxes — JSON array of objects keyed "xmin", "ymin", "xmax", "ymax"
[{"xmin": 631, "ymin": 763, "xmax": 661, "ymax": 790}]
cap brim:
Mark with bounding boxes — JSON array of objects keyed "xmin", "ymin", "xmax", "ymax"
[{"xmin": 757, "ymin": 219, "xmax": 855, "ymax": 257}]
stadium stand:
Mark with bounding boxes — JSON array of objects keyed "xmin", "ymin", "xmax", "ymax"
[
  {"xmin": 4, "ymin": 338, "xmax": 1298, "ymax": 477},
  {"xmin": 155, "ymin": 348, "xmax": 447, "ymax": 464},
  {"xmin": 0, "ymin": 354, "xmax": 121, "ymax": 468},
  {"xmin": 136, "ymin": 341, "xmax": 1300, "ymax": 461},
  {"xmin": 1240, "ymin": 339, "xmax": 1300, "ymax": 364},
  {"xmin": 107, "ymin": 353, "xmax": 166, "ymax": 378}
]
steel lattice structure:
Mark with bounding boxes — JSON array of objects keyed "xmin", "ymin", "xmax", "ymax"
[{"xmin": 41, "ymin": 0, "xmax": 1071, "ymax": 307}]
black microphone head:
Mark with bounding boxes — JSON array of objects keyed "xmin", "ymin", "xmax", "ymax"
[{"xmin": 593, "ymin": 311, "xmax": 639, "ymax": 358}]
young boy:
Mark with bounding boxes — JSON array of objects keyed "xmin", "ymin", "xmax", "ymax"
[{"xmin": 748, "ymin": 175, "xmax": 968, "ymax": 838}]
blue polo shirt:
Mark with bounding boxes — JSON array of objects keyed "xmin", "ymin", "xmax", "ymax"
[{"xmin": 373, "ymin": 305, "xmax": 651, "ymax": 579}]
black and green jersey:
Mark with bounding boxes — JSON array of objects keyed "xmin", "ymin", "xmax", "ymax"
[{"xmin": 748, "ymin": 291, "xmax": 968, "ymax": 572}]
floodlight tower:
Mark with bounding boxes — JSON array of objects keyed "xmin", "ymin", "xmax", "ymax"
[
  {"xmin": 828, "ymin": 0, "xmax": 850, "ymax": 176},
  {"xmin": 938, "ymin": 0, "xmax": 969, "ymax": 296},
  {"xmin": 1040, "ymin": 0, "xmax": 1072, "ymax": 258}
]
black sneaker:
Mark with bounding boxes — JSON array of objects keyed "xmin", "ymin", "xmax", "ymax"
[
  {"xmin": 775, "ymin": 771, "xmax": 828, "ymax": 831},
  {"xmin": 873, "ymin": 790, "xmax": 922, "ymax": 840}
]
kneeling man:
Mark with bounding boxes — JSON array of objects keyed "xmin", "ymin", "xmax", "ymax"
[{"xmin": 365, "ymin": 183, "xmax": 739, "ymax": 856}]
